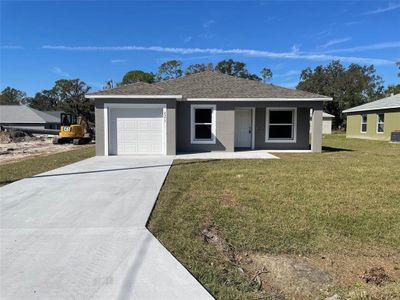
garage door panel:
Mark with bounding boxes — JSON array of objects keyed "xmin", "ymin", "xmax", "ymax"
[{"xmin": 109, "ymin": 107, "xmax": 164, "ymax": 155}]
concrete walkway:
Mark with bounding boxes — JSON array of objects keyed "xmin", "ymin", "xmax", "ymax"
[
  {"xmin": 176, "ymin": 150, "xmax": 279, "ymax": 160},
  {"xmin": 0, "ymin": 157, "xmax": 213, "ymax": 299}
]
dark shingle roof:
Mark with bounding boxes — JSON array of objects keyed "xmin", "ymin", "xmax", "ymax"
[{"xmin": 87, "ymin": 71, "xmax": 330, "ymax": 99}]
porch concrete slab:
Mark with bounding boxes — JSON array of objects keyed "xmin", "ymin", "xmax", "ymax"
[
  {"xmin": 0, "ymin": 156, "xmax": 213, "ymax": 299},
  {"xmin": 175, "ymin": 150, "xmax": 279, "ymax": 160},
  {"xmin": 266, "ymin": 149, "xmax": 312, "ymax": 153}
]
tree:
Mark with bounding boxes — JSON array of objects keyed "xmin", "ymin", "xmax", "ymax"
[
  {"xmin": 215, "ymin": 59, "xmax": 261, "ymax": 81},
  {"xmin": 397, "ymin": 61, "xmax": 400, "ymax": 77},
  {"xmin": 28, "ymin": 89, "xmax": 59, "ymax": 111},
  {"xmin": 121, "ymin": 70, "xmax": 155, "ymax": 84},
  {"xmin": 297, "ymin": 60, "xmax": 384, "ymax": 128},
  {"xmin": 260, "ymin": 67, "xmax": 273, "ymax": 83},
  {"xmin": 185, "ymin": 63, "xmax": 214, "ymax": 75},
  {"xmin": 157, "ymin": 60, "xmax": 183, "ymax": 80},
  {"xmin": 385, "ymin": 84, "xmax": 400, "ymax": 96},
  {"xmin": 0, "ymin": 87, "xmax": 29, "ymax": 105},
  {"xmin": 104, "ymin": 80, "xmax": 114, "ymax": 90},
  {"xmin": 51, "ymin": 79, "xmax": 93, "ymax": 124}
]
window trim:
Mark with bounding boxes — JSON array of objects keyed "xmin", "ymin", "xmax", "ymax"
[
  {"xmin": 265, "ymin": 108, "xmax": 297, "ymax": 143},
  {"xmin": 376, "ymin": 113, "xmax": 384, "ymax": 134},
  {"xmin": 360, "ymin": 113, "xmax": 367, "ymax": 133},
  {"xmin": 190, "ymin": 104, "xmax": 216, "ymax": 144}
]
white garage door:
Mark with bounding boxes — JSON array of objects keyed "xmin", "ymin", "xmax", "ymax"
[{"xmin": 109, "ymin": 107, "xmax": 164, "ymax": 155}]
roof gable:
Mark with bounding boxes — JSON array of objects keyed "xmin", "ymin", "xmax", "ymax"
[{"xmin": 87, "ymin": 71, "xmax": 330, "ymax": 100}]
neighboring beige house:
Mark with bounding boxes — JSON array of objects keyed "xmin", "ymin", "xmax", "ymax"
[
  {"xmin": 310, "ymin": 111, "xmax": 334, "ymax": 134},
  {"xmin": 343, "ymin": 94, "xmax": 400, "ymax": 141}
]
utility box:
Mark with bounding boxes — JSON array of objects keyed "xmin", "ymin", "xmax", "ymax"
[{"xmin": 391, "ymin": 131, "xmax": 400, "ymax": 143}]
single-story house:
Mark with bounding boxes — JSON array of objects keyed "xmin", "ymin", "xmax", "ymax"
[
  {"xmin": 343, "ymin": 94, "xmax": 400, "ymax": 141},
  {"xmin": 310, "ymin": 111, "xmax": 334, "ymax": 134},
  {"xmin": 0, "ymin": 105, "xmax": 61, "ymax": 130},
  {"xmin": 86, "ymin": 71, "xmax": 332, "ymax": 156}
]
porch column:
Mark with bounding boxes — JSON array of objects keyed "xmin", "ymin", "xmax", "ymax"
[{"xmin": 311, "ymin": 108, "xmax": 323, "ymax": 153}]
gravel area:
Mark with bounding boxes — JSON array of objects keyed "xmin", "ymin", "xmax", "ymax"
[{"xmin": 0, "ymin": 132, "xmax": 86, "ymax": 164}]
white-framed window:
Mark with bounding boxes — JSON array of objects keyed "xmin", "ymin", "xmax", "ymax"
[
  {"xmin": 265, "ymin": 108, "xmax": 297, "ymax": 143},
  {"xmin": 376, "ymin": 113, "xmax": 384, "ymax": 133},
  {"xmin": 190, "ymin": 104, "xmax": 216, "ymax": 144},
  {"xmin": 361, "ymin": 114, "xmax": 367, "ymax": 133}
]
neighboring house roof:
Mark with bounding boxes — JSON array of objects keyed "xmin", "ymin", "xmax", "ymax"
[
  {"xmin": 310, "ymin": 111, "xmax": 335, "ymax": 118},
  {"xmin": 42, "ymin": 110, "xmax": 65, "ymax": 119},
  {"xmin": 0, "ymin": 105, "xmax": 60, "ymax": 124},
  {"xmin": 87, "ymin": 71, "xmax": 331, "ymax": 100},
  {"xmin": 343, "ymin": 94, "xmax": 400, "ymax": 114}
]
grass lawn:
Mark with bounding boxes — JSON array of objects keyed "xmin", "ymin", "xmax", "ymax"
[
  {"xmin": 0, "ymin": 145, "xmax": 95, "ymax": 186},
  {"xmin": 148, "ymin": 135, "xmax": 400, "ymax": 299}
]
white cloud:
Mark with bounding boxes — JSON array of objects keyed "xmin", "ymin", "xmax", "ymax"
[
  {"xmin": 362, "ymin": 2, "xmax": 400, "ymax": 15},
  {"xmin": 50, "ymin": 66, "xmax": 71, "ymax": 78},
  {"xmin": 110, "ymin": 59, "xmax": 126, "ymax": 63},
  {"xmin": 42, "ymin": 45, "xmax": 395, "ymax": 65},
  {"xmin": 183, "ymin": 36, "xmax": 192, "ymax": 43},
  {"xmin": 324, "ymin": 41, "xmax": 400, "ymax": 53},
  {"xmin": 320, "ymin": 37, "xmax": 352, "ymax": 49},
  {"xmin": 202, "ymin": 19, "xmax": 215, "ymax": 28},
  {"xmin": 1, "ymin": 45, "xmax": 23, "ymax": 49}
]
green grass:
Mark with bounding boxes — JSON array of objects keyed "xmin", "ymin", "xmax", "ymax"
[
  {"xmin": 148, "ymin": 135, "xmax": 400, "ymax": 299},
  {"xmin": 0, "ymin": 146, "xmax": 95, "ymax": 186}
]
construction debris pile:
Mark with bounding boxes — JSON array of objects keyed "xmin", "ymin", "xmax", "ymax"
[{"xmin": 0, "ymin": 130, "xmax": 80, "ymax": 164}]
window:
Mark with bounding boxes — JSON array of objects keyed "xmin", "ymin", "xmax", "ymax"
[
  {"xmin": 377, "ymin": 113, "xmax": 384, "ymax": 133},
  {"xmin": 266, "ymin": 108, "xmax": 296, "ymax": 142},
  {"xmin": 361, "ymin": 114, "xmax": 367, "ymax": 133},
  {"xmin": 191, "ymin": 105, "xmax": 216, "ymax": 144}
]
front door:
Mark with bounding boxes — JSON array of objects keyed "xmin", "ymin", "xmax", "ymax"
[{"xmin": 235, "ymin": 108, "xmax": 252, "ymax": 148}]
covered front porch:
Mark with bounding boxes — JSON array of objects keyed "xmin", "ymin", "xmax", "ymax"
[{"xmin": 232, "ymin": 104, "xmax": 324, "ymax": 153}]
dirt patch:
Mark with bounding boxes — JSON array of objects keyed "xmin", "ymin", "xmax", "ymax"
[
  {"xmin": 308, "ymin": 252, "xmax": 400, "ymax": 287},
  {"xmin": 0, "ymin": 131, "xmax": 88, "ymax": 164},
  {"xmin": 202, "ymin": 225, "xmax": 239, "ymax": 264},
  {"xmin": 245, "ymin": 253, "xmax": 333, "ymax": 299},
  {"xmin": 202, "ymin": 225, "xmax": 400, "ymax": 299},
  {"xmin": 361, "ymin": 267, "xmax": 393, "ymax": 285},
  {"xmin": 218, "ymin": 190, "xmax": 239, "ymax": 209}
]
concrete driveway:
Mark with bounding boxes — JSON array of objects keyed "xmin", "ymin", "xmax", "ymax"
[{"xmin": 0, "ymin": 157, "xmax": 213, "ymax": 299}]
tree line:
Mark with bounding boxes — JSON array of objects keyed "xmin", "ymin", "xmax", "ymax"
[
  {"xmin": 1, "ymin": 59, "xmax": 398, "ymax": 128},
  {"xmin": 119, "ymin": 59, "xmax": 272, "ymax": 85}
]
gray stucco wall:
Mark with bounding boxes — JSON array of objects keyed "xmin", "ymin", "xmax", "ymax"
[
  {"xmin": 94, "ymin": 98, "xmax": 324, "ymax": 155},
  {"xmin": 94, "ymin": 98, "xmax": 176, "ymax": 155},
  {"xmin": 176, "ymin": 102, "xmax": 235, "ymax": 152},
  {"xmin": 177, "ymin": 101, "xmax": 324, "ymax": 152}
]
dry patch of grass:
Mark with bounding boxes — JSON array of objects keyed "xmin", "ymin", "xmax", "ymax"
[
  {"xmin": 0, "ymin": 145, "xmax": 95, "ymax": 186},
  {"xmin": 148, "ymin": 135, "xmax": 400, "ymax": 299}
]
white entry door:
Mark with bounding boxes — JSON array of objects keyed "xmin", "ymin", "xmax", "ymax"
[
  {"xmin": 109, "ymin": 107, "xmax": 164, "ymax": 155},
  {"xmin": 235, "ymin": 108, "xmax": 252, "ymax": 148}
]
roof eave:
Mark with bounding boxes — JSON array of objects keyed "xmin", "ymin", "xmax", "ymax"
[
  {"xmin": 85, "ymin": 95, "xmax": 183, "ymax": 99},
  {"xmin": 184, "ymin": 97, "xmax": 332, "ymax": 101},
  {"xmin": 343, "ymin": 105, "xmax": 400, "ymax": 114}
]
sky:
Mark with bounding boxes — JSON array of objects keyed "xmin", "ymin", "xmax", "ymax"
[{"xmin": 1, "ymin": 0, "xmax": 399, "ymax": 96}]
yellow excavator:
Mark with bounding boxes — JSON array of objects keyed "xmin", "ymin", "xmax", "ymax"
[{"xmin": 52, "ymin": 113, "xmax": 92, "ymax": 145}]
